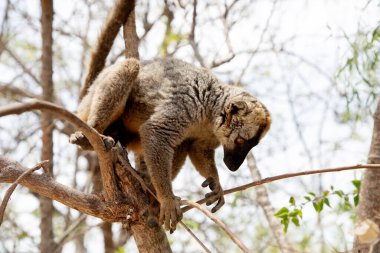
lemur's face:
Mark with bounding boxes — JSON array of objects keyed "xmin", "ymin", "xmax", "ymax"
[{"xmin": 215, "ymin": 97, "xmax": 271, "ymax": 171}]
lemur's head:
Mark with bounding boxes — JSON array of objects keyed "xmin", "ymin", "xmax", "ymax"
[{"xmin": 215, "ymin": 94, "xmax": 271, "ymax": 171}]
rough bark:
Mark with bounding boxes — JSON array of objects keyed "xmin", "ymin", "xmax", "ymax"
[
  {"xmin": 353, "ymin": 99, "xmax": 380, "ymax": 252},
  {"xmin": 39, "ymin": 1, "xmax": 56, "ymax": 252},
  {"xmin": 131, "ymin": 224, "xmax": 172, "ymax": 253},
  {"xmin": 247, "ymin": 152, "xmax": 294, "ymax": 253}
]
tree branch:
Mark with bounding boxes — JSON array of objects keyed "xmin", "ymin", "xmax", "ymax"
[
  {"xmin": 181, "ymin": 200, "xmax": 251, "ymax": 253},
  {"xmin": 0, "ymin": 160, "xmax": 48, "ymax": 225},
  {"xmin": 0, "ymin": 156, "xmax": 116, "ymax": 220},
  {"xmin": 182, "ymin": 164, "xmax": 380, "ymax": 213}
]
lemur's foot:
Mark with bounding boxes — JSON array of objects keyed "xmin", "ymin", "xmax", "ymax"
[
  {"xmin": 69, "ymin": 131, "xmax": 115, "ymax": 151},
  {"xmin": 70, "ymin": 131, "xmax": 93, "ymax": 150},
  {"xmin": 102, "ymin": 135, "xmax": 115, "ymax": 150}
]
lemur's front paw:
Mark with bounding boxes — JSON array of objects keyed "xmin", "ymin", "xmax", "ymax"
[
  {"xmin": 69, "ymin": 131, "xmax": 93, "ymax": 150},
  {"xmin": 101, "ymin": 135, "xmax": 115, "ymax": 150},
  {"xmin": 69, "ymin": 131, "xmax": 115, "ymax": 151},
  {"xmin": 202, "ymin": 177, "xmax": 225, "ymax": 213},
  {"xmin": 159, "ymin": 196, "xmax": 183, "ymax": 233}
]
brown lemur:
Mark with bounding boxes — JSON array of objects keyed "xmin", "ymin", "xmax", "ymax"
[
  {"xmin": 70, "ymin": 0, "xmax": 271, "ymax": 233},
  {"xmin": 71, "ymin": 58, "xmax": 271, "ymax": 231}
]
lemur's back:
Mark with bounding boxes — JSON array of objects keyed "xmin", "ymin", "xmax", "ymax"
[{"xmin": 126, "ymin": 58, "xmax": 226, "ymax": 126}]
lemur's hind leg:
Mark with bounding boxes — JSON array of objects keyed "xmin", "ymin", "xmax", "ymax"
[{"xmin": 70, "ymin": 58, "xmax": 140, "ymax": 150}]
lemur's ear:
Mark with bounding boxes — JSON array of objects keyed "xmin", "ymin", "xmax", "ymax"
[
  {"xmin": 226, "ymin": 101, "xmax": 247, "ymax": 114},
  {"xmin": 225, "ymin": 101, "xmax": 247, "ymax": 126}
]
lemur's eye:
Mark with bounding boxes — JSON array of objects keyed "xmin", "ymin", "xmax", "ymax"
[{"xmin": 235, "ymin": 137, "xmax": 245, "ymax": 145}]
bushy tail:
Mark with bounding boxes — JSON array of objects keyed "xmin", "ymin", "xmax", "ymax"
[{"xmin": 80, "ymin": 0, "xmax": 136, "ymax": 99}]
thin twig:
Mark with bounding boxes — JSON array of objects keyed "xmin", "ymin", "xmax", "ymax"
[
  {"xmin": 189, "ymin": 0, "xmax": 206, "ymax": 67},
  {"xmin": 0, "ymin": 40, "xmax": 40, "ymax": 84},
  {"xmin": 179, "ymin": 221, "xmax": 211, "ymax": 253},
  {"xmin": 181, "ymin": 200, "xmax": 252, "ymax": 253},
  {"xmin": 53, "ymin": 214, "xmax": 87, "ymax": 253},
  {"xmin": 182, "ymin": 164, "xmax": 380, "ymax": 213},
  {"xmin": 0, "ymin": 160, "xmax": 48, "ymax": 225},
  {"xmin": 234, "ymin": 0, "xmax": 277, "ymax": 86}
]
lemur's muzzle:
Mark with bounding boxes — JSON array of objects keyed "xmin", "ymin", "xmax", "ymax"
[{"xmin": 223, "ymin": 133, "xmax": 262, "ymax": 171}]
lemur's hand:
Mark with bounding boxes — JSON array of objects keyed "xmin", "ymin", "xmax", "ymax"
[
  {"xmin": 202, "ymin": 177, "xmax": 225, "ymax": 213},
  {"xmin": 159, "ymin": 196, "xmax": 183, "ymax": 233}
]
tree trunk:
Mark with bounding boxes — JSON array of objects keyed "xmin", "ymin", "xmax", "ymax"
[
  {"xmin": 39, "ymin": 1, "xmax": 56, "ymax": 252},
  {"xmin": 131, "ymin": 223, "xmax": 172, "ymax": 253},
  {"xmin": 353, "ymin": 99, "xmax": 380, "ymax": 252},
  {"xmin": 102, "ymin": 222, "xmax": 115, "ymax": 253}
]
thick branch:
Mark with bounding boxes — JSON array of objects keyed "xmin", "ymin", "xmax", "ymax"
[
  {"xmin": 0, "ymin": 157, "xmax": 111, "ymax": 219},
  {"xmin": 0, "ymin": 160, "xmax": 47, "ymax": 225},
  {"xmin": 0, "ymin": 100, "xmax": 119, "ymax": 200}
]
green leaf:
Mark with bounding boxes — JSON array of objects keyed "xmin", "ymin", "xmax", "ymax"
[
  {"xmin": 313, "ymin": 201, "xmax": 324, "ymax": 213},
  {"xmin": 304, "ymin": 196, "xmax": 311, "ymax": 201},
  {"xmin": 308, "ymin": 192, "xmax": 316, "ymax": 197},
  {"xmin": 354, "ymin": 194, "xmax": 360, "ymax": 206},
  {"xmin": 275, "ymin": 207, "xmax": 289, "ymax": 218},
  {"xmin": 291, "ymin": 217, "xmax": 300, "ymax": 227},
  {"xmin": 116, "ymin": 247, "xmax": 126, "ymax": 253},
  {"xmin": 280, "ymin": 218, "xmax": 289, "ymax": 233},
  {"xmin": 232, "ymin": 192, "xmax": 242, "ymax": 207},
  {"xmin": 323, "ymin": 198, "xmax": 331, "ymax": 208},
  {"xmin": 289, "ymin": 197, "xmax": 296, "ymax": 206},
  {"xmin": 352, "ymin": 180, "xmax": 361, "ymax": 191},
  {"xmin": 372, "ymin": 27, "xmax": 380, "ymax": 43},
  {"xmin": 317, "ymin": 201, "xmax": 324, "ymax": 213},
  {"xmin": 323, "ymin": 190, "xmax": 330, "ymax": 197},
  {"xmin": 312, "ymin": 202, "xmax": 318, "ymax": 212},
  {"xmin": 296, "ymin": 208, "xmax": 303, "ymax": 218},
  {"xmin": 334, "ymin": 190, "xmax": 344, "ymax": 198},
  {"xmin": 17, "ymin": 231, "xmax": 28, "ymax": 240}
]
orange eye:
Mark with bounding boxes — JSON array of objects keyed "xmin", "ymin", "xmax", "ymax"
[{"xmin": 235, "ymin": 137, "xmax": 245, "ymax": 145}]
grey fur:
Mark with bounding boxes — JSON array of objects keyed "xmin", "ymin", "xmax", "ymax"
[{"xmin": 70, "ymin": 58, "xmax": 271, "ymax": 231}]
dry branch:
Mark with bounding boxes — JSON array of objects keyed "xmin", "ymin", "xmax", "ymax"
[
  {"xmin": 0, "ymin": 100, "xmax": 142, "ymax": 224},
  {"xmin": 0, "ymin": 156, "xmax": 114, "ymax": 220},
  {"xmin": 179, "ymin": 222, "xmax": 211, "ymax": 253},
  {"xmin": 182, "ymin": 164, "xmax": 380, "ymax": 213},
  {"xmin": 182, "ymin": 200, "xmax": 251, "ymax": 253},
  {"xmin": 0, "ymin": 160, "xmax": 48, "ymax": 225}
]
